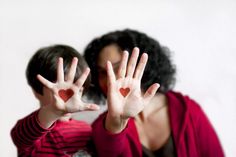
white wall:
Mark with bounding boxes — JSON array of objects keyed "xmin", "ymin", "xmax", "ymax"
[{"xmin": 0, "ymin": 0, "xmax": 235, "ymax": 156}]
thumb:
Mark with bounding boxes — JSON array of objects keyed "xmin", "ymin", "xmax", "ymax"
[{"xmin": 143, "ymin": 83, "xmax": 160, "ymax": 105}]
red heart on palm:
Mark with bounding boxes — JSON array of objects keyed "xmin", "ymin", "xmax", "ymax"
[
  {"xmin": 119, "ymin": 88, "xmax": 130, "ymax": 97},
  {"xmin": 58, "ymin": 89, "xmax": 74, "ymax": 102}
]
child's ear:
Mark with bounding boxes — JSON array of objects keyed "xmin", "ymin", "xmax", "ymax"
[
  {"xmin": 32, "ymin": 89, "xmax": 41, "ymax": 100},
  {"xmin": 31, "ymin": 88, "xmax": 50, "ymax": 107}
]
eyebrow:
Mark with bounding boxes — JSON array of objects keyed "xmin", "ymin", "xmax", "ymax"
[
  {"xmin": 112, "ymin": 61, "xmax": 121, "ymax": 68},
  {"xmin": 97, "ymin": 61, "xmax": 121, "ymax": 70}
]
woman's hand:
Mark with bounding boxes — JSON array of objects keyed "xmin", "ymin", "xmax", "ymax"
[{"xmin": 106, "ymin": 47, "xmax": 159, "ymax": 133}]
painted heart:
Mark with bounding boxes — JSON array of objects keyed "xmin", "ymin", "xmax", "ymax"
[
  {"xmin": 119, "ymin": 88, "xmax": 130, "ymax": 97},
  {"xmin": 58, "ymin": 89, "xmax": 74, "ymax": 102}
]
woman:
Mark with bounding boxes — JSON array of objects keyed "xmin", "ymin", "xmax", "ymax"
[{"xmin": 84, "ymin": 29, "xmax": 224, "ymax": 157}]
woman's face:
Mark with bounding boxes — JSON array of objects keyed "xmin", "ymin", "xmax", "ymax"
[{"xmin": 97, "ymin": 44, "xmax": 122, "ymax": 96}]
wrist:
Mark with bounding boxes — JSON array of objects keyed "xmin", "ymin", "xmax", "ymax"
[
  {"xmin": 105, "ymin": 112, "xmax": 129, "ymax": 134},
  {"xmin": 38, "ymin": 107, "xmax": 61, "ymax": 129}
]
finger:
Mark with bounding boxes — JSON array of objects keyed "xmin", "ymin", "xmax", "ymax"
[
  {"xmin": 143, "ymin": 83, "xmax": 160, "ymax": 105},
  {"xmin": 117, "ymin": 51, "xmax": 129, "ymax": 79},
  {"xmin": 107, "ymin": 61, "xmax": 116, "ymax": 88},
  {"xmin": 75, "ymin": 68, "xmax": 90, "ymax": 88},
  {"xmin": 57, "ymin": 57, "xmax": 64, "ymax": 83},
  {"xmin": 126, "ymin": 47, "xmax": 139, "ymax": 77},
  {"xmin": 37, "ymin": 74, "xmax": 54, "ymax": 89},
  {"xmin": 67, "ymin": 57, "xmax": 78, "ymax": 83},
  {"xmin": 79, "ymin": 103, "xmax": 100, "ymax": 111},
  {"xmin": 134, "ymin": 53, "xmax": 148, "ymax": 80},
  {"xmin": 78, "ymin": 87, "xmax": 84, "ymax": 97}
]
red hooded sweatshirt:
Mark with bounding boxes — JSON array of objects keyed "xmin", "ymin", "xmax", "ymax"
[{"xmin": 92, "ymin": 91, "xmax": 224, "ymax": 157}]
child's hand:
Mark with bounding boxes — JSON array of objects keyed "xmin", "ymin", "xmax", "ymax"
[
  {"xmin": 37, "ymin": 57, "xmax": 99, "ymax": 117},
  {"xmin": 105, "ymin": 47, "xmax": 160, "ymax": 133}
]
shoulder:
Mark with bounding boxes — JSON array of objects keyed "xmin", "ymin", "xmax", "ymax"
[
  {"xmin": 167, "ymin": 91, "xmax": 212, "ymax": 137},
  {"xmin": 167, "ymin": 91, "xmax": 202, "ymax": 110},
  {"xmin": 167, "ymin": 91, "xmax": 206, "ymax": 121},
  {"xmin": 91, "ymin": 111, "xmax": 107, "ymax": 128}
]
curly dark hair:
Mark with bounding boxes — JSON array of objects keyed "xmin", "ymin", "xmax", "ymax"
[
  {"xmin": 84, "ymin": 29, "xmax": 176, "ymax": 100},
  {"xmin": 26, "ymin": 44, "xmax": 90, "ymax": 95}
]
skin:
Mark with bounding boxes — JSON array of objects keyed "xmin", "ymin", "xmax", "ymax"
[
  {"xmin": 97, "ymin": 44, "xmax": 122, "ymax": 95},
  {"xmin": 97, "ymin": 44, "xmax": 171, "ymax": 150},
  {"xmin": 34, "ymin": 57, "xmax": 100, "ymax": 129}
]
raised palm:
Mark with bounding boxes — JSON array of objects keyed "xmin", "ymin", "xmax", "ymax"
[
  {"xmin": 37, "ymin": 57, "xmax": 99, "ymax": 116},
  {"xmin": 107, "ymin": 48, "xmax": 159, "ymax": 121}
]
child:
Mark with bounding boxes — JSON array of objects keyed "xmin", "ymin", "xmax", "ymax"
[{"xmin": 11, "ymin": 45, "xmax": 99, "ymax": 157}]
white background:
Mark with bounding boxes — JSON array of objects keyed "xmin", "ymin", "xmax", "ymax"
[{"xmin": 0, "ymin": 0, "xmax": 235, "ymax": 156}]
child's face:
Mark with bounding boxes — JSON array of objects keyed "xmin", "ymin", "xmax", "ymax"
[{"xmin": 97, "ymin": 44, "xmax": 122, "ymax": 96}]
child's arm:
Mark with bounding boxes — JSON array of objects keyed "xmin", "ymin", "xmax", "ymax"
[
  {"xmin": 37, "ymin": 57, "xmax": 99, "ymax": 128},
  {"xmin": 11, "ymin": 110, "xmax": 54, "ymax": 153},
  {"xmin": 11, "ymin": 57, "xmax": 99, "ymax": 154}
]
